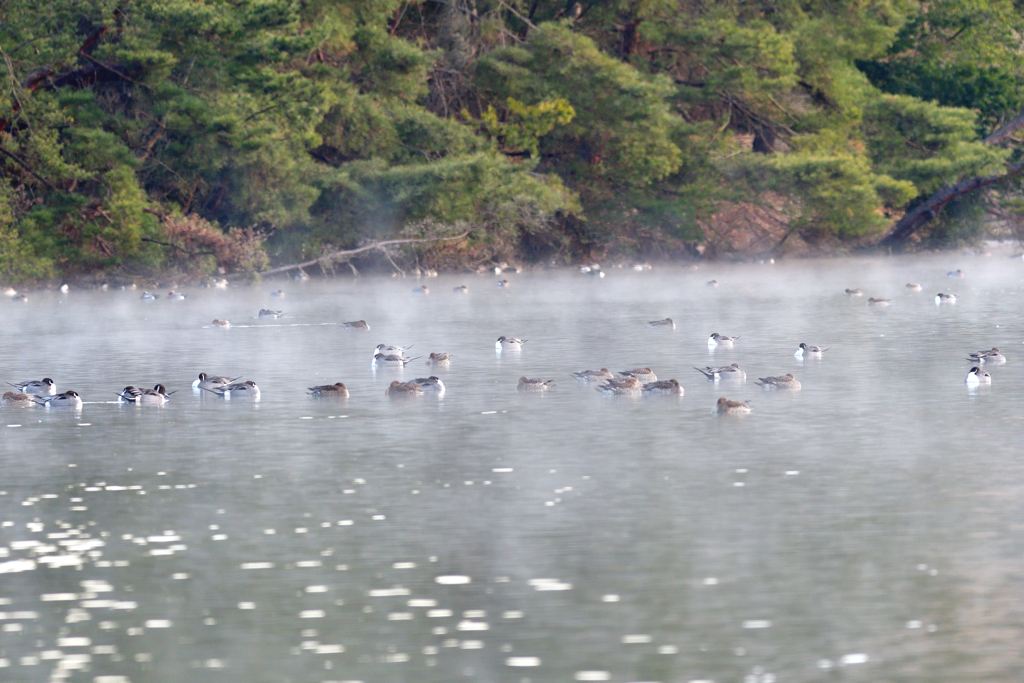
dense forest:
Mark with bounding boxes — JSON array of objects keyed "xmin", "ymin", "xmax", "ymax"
[{"xmin": 3, "ymin": 0, "xmax": 1024, "ymax": 283}]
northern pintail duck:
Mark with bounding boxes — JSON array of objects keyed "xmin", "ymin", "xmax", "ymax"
[
  {"xmin": 642, "ymin": 379, "xmax": 684, "ymax": 395},
  {"xmin": 37, "ymin": 390, "xmax": 82, "ymax": 408},
  {"xmin": 412, "ymin": 285, "xmax": 429, "ymax": 294},
  {"xmin": 258, "ymin": 309, "xmax": 283, "ymax": 319},
  {"xmin": 386, "ymin": 380, "xmax": 424, "ymax": 398},
  {"xmin": 453, "ymin": 285, "xmax": 469, "ymax": 293},
  {"xmin": 167, "ymin": 291, "xmax": 186, "ymax": 300},
  {"xmin": 935, "ymin": 292, "xmax": 957, "ymax": 304},
  {"xmin": 967, "ymin": 347, "xmax": 1005, "ymax": 364},
  {"xmin": 517, "ymin": 377, "xmax": 554, "ymax": 392},
  {"xmin": 271, "ymin": 289, "xmax": 285, "ymax": 297},
  {"xmin": 2, "ymin": 287, "xmax": 16, "ymax": 298},
  {"xmin": 694, "ymin": 364, "xmax": 746, "ymax": 381},
  {"xmin": 410, "ymin": 376, "xmax": 446, "ymax": 395},
  {"xmin": 375, "ymin": 344, "xmax": 412, "ymax": 357},
  {"xmin": 795, "ymin": 342, "xmax": 830, "ymax": 359},
  {"xmin": 571, "ymin": 368, "xmax": 614, "ymax": 382},
  {"xmin": 427, "ymin": 352, "xmax": 452, "ymax": 366},
  {"xmin": 497, "ymin": 279, "xmax": 510, "ymax": 288},
  {"xmin": 119, "ymin": 384, "xmax": 172, "ymax": 405},
  {"xmin": 597, "ymin": 377, "xmax": 643, "ymax": 395},
  {"xmin": 343, "ymin": 320, "xmax": 370, "ymax": 330},
  {"xmin": 965, "ymin": 366, "xmax": 991, "ymax": 386},
  {"xmin": 8, "ymin": 378, "xmax": 56, "ymax": 396},
  {"xmin": 60, "ymin": 284, "xmax": 69, "ymax": 293},
  {"xmin": 308, "ymin": 382, "xmax": 349, "ymax": 398},
  {"xmin": 717, "ymin": 397, "xmax": 751, "ymax": 415},
  {"xmin": 906, "ymin": 283, "xmax": 922, "ymax": 291},
  {"xmin": 14, "ymin": 293, "xmax": 27, "ymax": 302},
  {"xmin": 205, "ymin": 380, "xmax": 261, "ymax": 400},
  {"xmin": 192, "ymin": 373, "xmax": 240, "ymax": 392},
  {"xmin": 2, "ymin": 392, "xmax": 35, "ymax": 407},
  {"xmin": 213, "ymin": 278, "xmax": 229, "ymax": 289},
  {"xmin": 648, "ymin": 318, "xmax": 675, "ymax": 329},
  {"xmin": 756, "ymin": 373, "xmax": 801, "ymax": 390},
  {"xmin": 707, "ymin": 279, "xmax": 718, "ymax": 287},
  {"xmin": 212, "ymin": 319, "xmax": 231, "ymax": 328},
  {"xmin": 619, "ymin": 367, "xmax": 657, "ymax": 383},
  {"xmin": 867, "ymin": 297, "xmax": 890, "ymax": 306},
  {"xmin": 708, "ymin": 333, "xmax": 738, "ymax": 348},
  {"xmin": 496, "ymin": 336, "xmax": 526, "ymax": 350},
  {"xmin": 141, "ymin": 291, "xmax": 159, "ymax": 300},
  {"xmin": 947, "ymin": 269, "xmax": 964, "ymax": 278},
  {"xmin": 372, "ymin": 353, "xmax": 418, "ymax": 367},
  {"xmin": 845, "ymin": 288, "xmax": 863, "ymax": 297}
]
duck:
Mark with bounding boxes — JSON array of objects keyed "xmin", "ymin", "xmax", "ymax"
[
  {"xmin": 935, "ymin": 292, "xmax": 957, "ymax": 304},
  {"xmin": 496, "ymin": 336, "xmax": 526, "ymax": 351},
  {"xmin": 497, "ymin": 279, "xmax": 510, "ymax": 288},
  {"xmin": 308, "ymin": 383, "xmax": 349, "ymax": 398},
  {"xmin": 412, "ymin": 285, "xmax": 429, "ymax": 295},
  {"xmin": 618, "ymin": 367, "xmax": 657, "ymax": 383},
  {"xmin": 648, "ymin": 318, "xmax": 675, "ymax": 329},
  {"xmin": 8, "ymin": 378, "xmax": 56, "ymax": 396},
  {"xmin": 141, "ymin": 291, "xmax": 159, "ymax": 300},
  {"xmin": 755, "ymin": 373, "xmax": 801, "ymax": 390},
  {"xmin": 205, "ymin": 380, "xmax": 260, "ymax": 401},
  {"xmin": 343, "ymin": 320, "xmax": 370, "ymax": 330},
  {"xmin": 211, "ymin": 319, "xmax": 231, "ymax": 328},
  {"xmin": 693, "ymin": 364, "xmax": 746, "ymax": 381},
  {"xmin": 258, "ymin": 309, "xmax": 283, "ymax": 319},
  {"xmin": 386, "ymin": 380, "xmax": 424, "ymax": 398},
  {"xmin": 571, "ymin": 368, "xmax": 614, "ymax": 382},
  {"xmin": 1, "ymin": 392, "xmax": 36, "ymax": 407},
  {"xmin": 374, "ymin": 344, "xmax": 412, "ymax": 358},
  {"xmin": 632, "ymin": 263, "xmax": 652, "ymax": 271},
  {"xmin": 947, "ymin": 269, "xmax": 964, "ymax": 278},
  {"xmin": 597, "ymin": 377, "xmax": 643, "ymax": 395},
  {"xmin": 36, "ymin": 390, "xmax": 83, "ymax": 409},
  {"xmin": 517, "ymin": 377, "xmax": 555, "ymax": 392},
  {"xmin": 867, "ymin": 297, "xmax": 890, "ymax": 306},
  {"xmin": 717, "ymin": 397, "xmax": 751, "ymax": 415},
  {"xmin": 13, "ymin": 293, "xmax": 27, "ymax": 302},
  {"xmin": 213, "ymin": 278, "xmax": 229, "ymax": 289},
  {"xmin": 427, "ymin": 352, "xmax": 452, "ymax": 366},
  {"xmin": 270, "ymin": 289, "xmax": 285, "ymax": 297},
  {"xmin": 965, "ymin": 366, "xmax": 991, "ymax": 386},
  {"xmin": 795, "ymin": 342, "xmax": 830, "ymax": 359},
  {"xmin": 372, "ymin": 353, "xmax": 418, "ymax": 367},
  {"xmin": 60, "ymin": 284, "xmax": 69, "ymax": 293},
  {"xmin": 119, "ymin": 384, "xmax": 171, "ymax": 406},
  {"xmin": 167, "ymin": 291, "xmax": 186, "ymax": 300},
  {"xmin": 706, "ymin": 280, "xmax": 718, "ymax": 287},
  {"xmin": 845, "ymin": 288, "xmax": 863, "ymax": 297},
  {"xmin": 906, "ymin": 283, "xmax": 922, "ymax": 291},
  {"xmin": 967, "ymin": 347, "xmax": 1006, "ymax": 364},
  {"xmin": 452, "ymin": 285, "xmax": 469, "ymax": 293},
  {"xmin": 2, "ymin": 287, "xmax": 16, "ymax": 298},
  {"xmin": 708, "ymin": 332, "xmax": 738, "ymax": 348},
  {"xmin": 192, "ymin": 373, "xmax": 240, "ymax": 392},
  {"xmin": 642, "ymin": 379, "xmax": 684, "ymax": 395},
  {"xmin": 409, "ymin": 376, "xmax": 446, "ymax": 395}
]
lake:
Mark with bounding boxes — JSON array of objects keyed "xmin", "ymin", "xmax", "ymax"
[{"xmin": 2, "ymin": 252, "xmax": 1023, "ymax": 682}]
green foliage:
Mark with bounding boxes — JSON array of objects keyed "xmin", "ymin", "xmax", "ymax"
[{"xmin": 469, "ymin": 97, "xmax": 575, "ymax": 157}]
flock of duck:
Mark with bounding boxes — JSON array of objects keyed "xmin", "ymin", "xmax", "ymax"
[{"xmin": 1, "ymin": 266, "xmax": 999, "ymax": 413}]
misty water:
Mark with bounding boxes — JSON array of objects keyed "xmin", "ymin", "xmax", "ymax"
[{"xmin": 2, "ymin": 253, "xmax": 1024, "ymax": 683}]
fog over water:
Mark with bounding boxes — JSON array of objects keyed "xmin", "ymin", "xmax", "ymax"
[{"xmin": 2, "ymin": 253, "xmax": 1023, "ymax": 682}]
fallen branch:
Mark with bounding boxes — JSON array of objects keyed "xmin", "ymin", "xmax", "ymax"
[{"xmin": 257, "ymin": 229, "xmax": 477, "ymax": 277}]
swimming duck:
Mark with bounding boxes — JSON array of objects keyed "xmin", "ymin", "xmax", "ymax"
[
  {"xmin": 258, "ymin": 309, "xmax": 283, "ymax": 319},
  {"xmin": 271, "ymin": 289, "xmax": 285, "ymax": 297},
  {"xmin": 212, "ymin": 319, "xmax": 231, "ymax": 328},
  {"xmin": 119, "ymin": 384, "xmax": 171, "ymax": 406},
  {"xmin": 167, "ymin": 291, "xmax": 186, "ymax": 300},
  {"xmin": 375, "ymin": 344, "xmax": 412, "ymax": 358},
  {"xmin": 967, "ymin": 347, "xmax": 1005, "ymax": 364},
  {"xmin": 427, "ymin": 352, "xmax": 452, "ymax": 366},
  {"xmin": 453, "ymin": 285, "xmax": 469, "ymax": 293},
  {"xmin": 60, "ymin": 284, "xmax": 69, "ymax": 293},
  {"xmin": 8, "ymin": 378, "xmax": 56, "ymax": 396},
  {"xmin": 386, "ymin": 380, "xmax": 424, "ymax": 398},
  {"xmin": 412, "ymin": 285, "xmax": 429, "ymax": 295},
  {"xmin": 497, "ymin": 279, "xmax": 510, "ymax": 288},
  {"xmin": 517, "ymin": 377, "xmax": 555, "ymax": 392},
  {"xmin": 906, "ymin": 283, "xmax": 922, "ymax": 291},
  {"xmin": 192, "ymin": 373, "xmax": 240, "ymax": 392},
  {"xmin": 648, "ymin": 318, "xmax": 675, "ymax": 329},
  {"xmin": 13, "ymin": 293, "xmax": 27, "ymax": 302},
  {"xmin": 410, "ymin": 376, "xmax": 446, "ymax": 395},
  {"xmin": 965, "ymin": 366, "xmax": 991, "ymax": 386},
  {"xmin": 1, "ymin": 392, "xmax": 35, "ymax": 407},
  {"xmin": 213, "ymin": 278, "xmax": 229, "ymax": 289},
  {"xmin": 308, "ymin": 383, "xmax": 349, "ymax": 398},
  {"xmin": 205, "ymin": 380, "xmax": 261, "ymax": 401},
  {"xmin": 845, "ymin": 288, "xmax": 863, "ymax": 297},
  {"xmin": 707, "ymin": 280, "xmax": 718, "ymax": 287},
  {"xmin": 755, "ymin": 373, "xmax": 802, "ymax": 390},
  {"xmin": 867, "ymin": 298, "xmax": 890, "ymax": 306},
  {"xmin": 708, "ymin": 333, "xmax": 738, "ymax": 348},
  {"xmin": 795, "ymin": 342, "xmax": 830, "ymax": 359},
  {"xmin": 642, "ymin": 379, "xmax": 684, "ymax": 395},
  {"xmin": 2, "ymin": 287, "xmax": 16, "ymax": 298},
  {"xmin": 717, "ymin": 397, "xmax": 751, "ymax": 415},
  {"xmin": 37, "ymin": 390, "xmax": 83, "ymax": 409},
  {"xmin": 343, "ymin": 320, "xmax": 370, "ymax": 330},
  {"xmin": 571, "ymin": 368, "xmax": 614, "ymax": 382},
  {"xmin": 372, "ymin": 353, "xmax": 418, "ymax": 367},
  {"xmin": 496, "ymin": 336, "xmax": 526, "ymax": 350},
  {"xmin": 947, "ymin": 269, "xmax": 964, "ymax": 278},
  {"xmin": 597, "ymin": 377, "xmax": 643, "ymax": 395},
  {"xmin": 693, "ymin": 364, "xmax": 746, "ymax": 381},
  {"xmin": 141, "ymin": 291, "xmax": 159, "ymax": 300},
  {"xmin": 935, "ymin": 292, "xmax": 957, "ymax": 304},
  {"xmin": 619, "ymin": 367, "xmax": 657, "ymax": 383}
]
